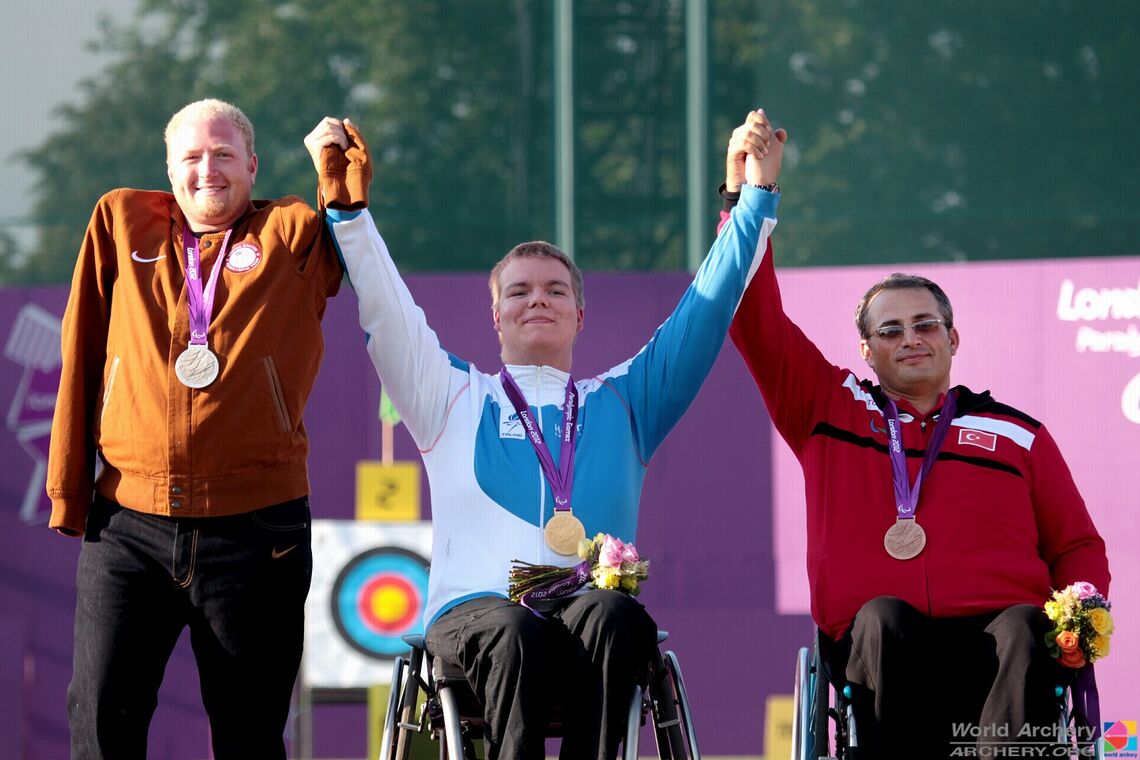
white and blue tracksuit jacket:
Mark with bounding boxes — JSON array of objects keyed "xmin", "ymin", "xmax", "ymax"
[{"xmin": 330, "ymin": 186, "xmax": 777, "ymax": 629}]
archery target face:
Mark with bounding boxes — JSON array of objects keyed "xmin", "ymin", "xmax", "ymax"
[
  {"xmin": 331, "ymin": 546, "xmax": 429, "ymax": 658},
  {"xmin": 304, "ymin": 520, "xmax": 431, "ymax": 688}
]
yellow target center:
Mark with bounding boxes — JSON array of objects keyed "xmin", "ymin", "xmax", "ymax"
[{"xmin": 370, "ymin": 586, "xmax": 410, "ymax": 624}]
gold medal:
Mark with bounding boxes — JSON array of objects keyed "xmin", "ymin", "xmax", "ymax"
[
  {"xmin": 175, "ymin": 346, "xmax": 220, "ymax": 388},
  {"xmin": 884, "ymin": 518, "xmax": 926, "ymax": 560},
  {"xmin": 544, "ymin": 511, "xmax": 586, "ymax": 555}
]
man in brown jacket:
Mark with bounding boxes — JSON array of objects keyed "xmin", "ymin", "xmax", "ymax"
[{"xmin": 47, "ymin": 99, "xmax": 369, "ymax": 759}]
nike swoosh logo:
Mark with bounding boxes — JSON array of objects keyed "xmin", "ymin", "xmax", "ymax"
[
  {"xmin": 271, "ymin": 545, "xmax": 298, "ymax": 560},
  {"xmin": 131, "ymin": 251, "xmax": 166, "ymax": 263}
]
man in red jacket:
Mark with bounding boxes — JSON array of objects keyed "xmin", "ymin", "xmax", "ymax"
[{"xmin": 722, "ymin": 110, "xmax": 1109, "ymax": 759}]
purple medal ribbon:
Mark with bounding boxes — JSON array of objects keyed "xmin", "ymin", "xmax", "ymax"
[
  {"xmin": 181, "ymin": 227, "xmax": 233, "ymax": 348},
  {"xmin": 883, "ymin": 390, "xmax": 957, "ymax": 520},
  {"xmin": 518, "ymin": 561, "xmax": 592, "ymax": 609},
  {"xmin": 1072, "ymin": 665, "xmax": 1100, "ymax": 747},
  {"xmin": 499, "ymin": 369, "xmax": 580, "ymax": 514}
]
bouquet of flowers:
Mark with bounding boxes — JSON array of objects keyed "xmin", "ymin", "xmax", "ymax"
[
  {"xmin": 509, "ymin": 533, "xmax": 650, "ymax": 607},
  {"xmin": 1044, "ymin": 582, "xmax": 1114, "ymax": 668}
]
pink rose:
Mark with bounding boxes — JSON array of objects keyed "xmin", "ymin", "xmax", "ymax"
[
  {"xmin": 621, "ymin": 543, "xmax": 640, "ymax": 563},
  {"xmin": 1071, "ymin": 581, "xmax": 1099, "ymax": 600},
  {"xmin": 598, "ymin": 536, "xmax": 625, "ymax": 568},
  {"xmin": 1055, "ymin": 631, "xmax": 1080, "ymax": 653}
]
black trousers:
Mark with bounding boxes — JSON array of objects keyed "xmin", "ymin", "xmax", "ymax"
[
  {"xmin": 69, "ymin": 497, "xmax": 313, "ymax": 760},
  {"xmin": 425, "ymin": 591, "xmax": 657, "ymax": 760},
  {"xmin": 821, "ymin": 597, "xmax": 1071, "ymax": 760}
]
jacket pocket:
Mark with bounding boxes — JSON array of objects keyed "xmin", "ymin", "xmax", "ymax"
[
  {"xmin": 98, "ymin": 356, "xmax": 121, "ymax": 427},
  {"xmin": 262, "ymin": 355, "xmax": 292, "ymax": 433}
]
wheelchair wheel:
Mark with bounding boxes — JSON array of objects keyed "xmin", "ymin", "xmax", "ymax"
[
  {"xmin": 393, "ymin": 645, "xmax": 425, "ymax": 760},
  {"xmin": 436, "ymin": 683, "xmax": 482, "ymax": 760},
  {"xmin": 792, "ymin": 647, "xmax": 813, "ymax": 760},
  {"xmin": 664, "ymin": 650, "xmax": 699, "ymax": 760},
  {"xmin": 644, "ymin": 647, "xmax": 699, "ymax": 760},
  {"xmin": 808, "ymin": 645, "xmax": 830, "ymax": 759},
  {"xmin": 379, "ymin": 656, "xmax": 407, "ymax": 760}
]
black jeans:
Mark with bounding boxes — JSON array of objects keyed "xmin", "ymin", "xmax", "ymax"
[
  {"xmin": 822, "ymin": 596, "xmax": 1069, "ymax": 760},
  {"xmin": 68, "ymin": 496, "xmax": 313, "ymax": 760},
  {"xmin": 425, "ymin": 591, "xmax": 658, "ymax": 760}
]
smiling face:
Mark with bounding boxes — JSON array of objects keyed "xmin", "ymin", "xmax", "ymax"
[
  {"xmin": 859, "ymin": 287, "xmax": 959, "ymax": 406},
  {"xmin": 492, "ymin": 255, "xmax": 584, "ymax": 371},
  {"xmin": 166, "ymin": 115, "xmax": 258, "ymax": 232}
]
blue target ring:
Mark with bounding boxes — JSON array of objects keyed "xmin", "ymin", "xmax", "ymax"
[{"xmin": 331, "ymin": 546, "xmax": 429, "ymax": 659}]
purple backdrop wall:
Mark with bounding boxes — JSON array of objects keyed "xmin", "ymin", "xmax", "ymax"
[{"xmin": 0, "ymin": 274, "xmax": 806, "ymax": 759}]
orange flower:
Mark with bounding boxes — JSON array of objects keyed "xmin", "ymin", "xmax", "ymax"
[
  {"xmin": 1059, "ymin": 648, "xmax": 1087, "ymax": 668},
  {"xmin": 1055, "ymin": 631, "xmax": 1080, "ymax": 652}
]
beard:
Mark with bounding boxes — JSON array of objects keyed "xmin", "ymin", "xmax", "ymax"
[
  {"xmin": 191, "ymin": 193, "xmax": 229, "ymax": 220},
  {"xmin": 179, "ymin": 187, "xmax": 246, "ymax": 230}
]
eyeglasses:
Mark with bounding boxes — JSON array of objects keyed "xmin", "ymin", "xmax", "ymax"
[{"xmin": 872, "ymin": 318, "xmax": 945, "ymax": 340}]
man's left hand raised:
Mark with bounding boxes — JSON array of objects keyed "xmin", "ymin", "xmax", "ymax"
[{"xmin": 306, "ymin": 116, "xmax": 372, "ymax": 211}]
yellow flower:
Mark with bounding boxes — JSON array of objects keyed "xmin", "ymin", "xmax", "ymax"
[
  {"xmin": 594, "ymin": 568, "xmax": 620, "ymax": 590},
  {"xmin": 1044, "ymin": 601, "xmax": 1062, "ymax": 621},
  {"xmin": 1089, "ymin": 607, "xmax": 1114, "ymax": 636},
  {"xmin": 577, "ymin": 538, "xmax": 594, "ymax": 560},
  {"xmin": 620, "ymin": 574, "xmax": 639, "ymax": 593}
]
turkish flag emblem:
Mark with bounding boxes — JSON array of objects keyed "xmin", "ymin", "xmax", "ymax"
[{"xmin": 958, "ymin": 428, "xmax": 998, "ymax": 451}]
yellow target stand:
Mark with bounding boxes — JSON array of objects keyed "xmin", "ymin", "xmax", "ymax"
[{"xmin": 357, "ymin": 388, "xmax": 421, "ymax": 523}]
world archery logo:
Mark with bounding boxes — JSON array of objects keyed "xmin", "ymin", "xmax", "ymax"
[{"xmin": 1103, "ymin": 721, "xmax": 1138, "ymax": 757}]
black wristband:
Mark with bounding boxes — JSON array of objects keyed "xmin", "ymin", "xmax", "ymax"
[{"xmin": 718, "ymin": 183, "xmax": 741, "ymax": 212}]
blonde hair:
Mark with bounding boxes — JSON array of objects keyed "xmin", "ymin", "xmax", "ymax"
[
  {"xmin": 489, "ymin": 241, "xmax": 584, "ymax": 309},
  {"xmin": 164, "ymin": 99, "xmax": 255, "ymax": 159}
]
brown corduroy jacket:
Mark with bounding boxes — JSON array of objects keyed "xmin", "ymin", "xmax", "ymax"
[{"xmin": 47, "ymin": 129, "xmax": 371, "ymax": 535}]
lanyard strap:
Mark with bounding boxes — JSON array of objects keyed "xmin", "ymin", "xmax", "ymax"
[
  {"xmin": 181, "ymin": 227, "xmax": 233, "ymax": 347},
  {"xmin": 499, "ymin": 369, "xmax": 579, "ymax": 511},
  {"xmin": 884, "ymin": 390, "xmax": 957, "ymax": 519}
]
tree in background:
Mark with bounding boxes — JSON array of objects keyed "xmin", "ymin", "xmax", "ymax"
[
  {"xmin": 15, "ymin": 0, "xmax": 556, "ymax": 283},
  {"xmin": 713, "ymin": 0, "xmax": 1139, "ymax": 265},
  {"xmin": 7, "ymin": 0, "xmax": 1138, "ymax": 284}
]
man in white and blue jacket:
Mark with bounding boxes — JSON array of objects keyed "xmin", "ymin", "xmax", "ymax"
[{"xmin": 305, "ymin": 110, "xmax": 782, "ymax": 760}]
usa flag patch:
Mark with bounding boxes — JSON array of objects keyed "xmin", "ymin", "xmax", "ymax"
[{"xmin": 958, "ymin": 428, "xmax": 998, "ymax": 451}]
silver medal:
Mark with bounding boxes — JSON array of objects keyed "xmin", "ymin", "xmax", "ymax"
[{"xmin": 175, "ymin": 345, "xmax": 220, "ymax": 388}]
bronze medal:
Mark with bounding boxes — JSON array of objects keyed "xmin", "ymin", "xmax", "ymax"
[
  {"xmin": 544, "ymin": 511, "xmax": 586, "ymax": 556},
  {"xmin": 884, "ymin": 518, "xmax": 926, "ymax": 560}
]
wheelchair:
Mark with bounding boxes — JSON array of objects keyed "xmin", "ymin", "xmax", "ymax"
[
  {"xmin": 379, "ymin": 631, "xmax": 699, "ymax": 760},
  {"xmin": 790, "ymin": 633, "xmax": 1105, "ymax": 760}
]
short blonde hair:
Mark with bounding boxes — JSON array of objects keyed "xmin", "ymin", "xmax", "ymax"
[
  {"xmin": 164, "ymin": 99, "xmax": 255, "ymax": 159},
  {"xmin": 489, "ymin": 241, "xmax": 584, "ymax": 309}
]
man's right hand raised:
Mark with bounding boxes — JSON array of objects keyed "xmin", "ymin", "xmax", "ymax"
[
  {"xmin": 725, "ymin": 109, "xmax": 776, "ymax": 193},
  {"xmin": 743, "ymin": 110, "xmax": 787, "ymax": 189}
]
